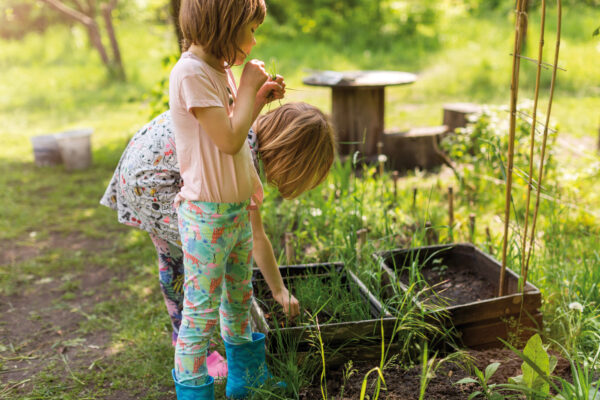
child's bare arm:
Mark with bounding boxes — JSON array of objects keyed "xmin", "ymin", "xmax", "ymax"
[
  {"xmin": 192, "ymin": 60, "xmax": 268, "ymax": 155},
  {"xmin": 249, "ymin": 208, "xmax": 300, "ymax": 318},
  {"xmin": 253, "ymin": 75, "xmax": 286, "ymax": 120}
]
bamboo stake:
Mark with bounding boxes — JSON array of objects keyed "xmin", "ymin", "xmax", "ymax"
[
  {"xmin": 500, "ymin": 0, "xmax": 527, "ymax": 297},
  {"xmin": 523, "ymin": 0, "xmax": 562, "ymax": 290},
  {"xmin": 448, "ymin": 187, "xmax": 454, "ymax": 242},
  {"xmin": 486, "ymin": 227, "xmax": 494, "ymax": 255},
  {"xmin": 284, "ymin": 232, "xmax": 295, "ymax": 265},
  {"xmin": 469, "ymin": 214, "xmax": 476, "ymax": 243},
  {"xmin": 412, "ymin": 187, "xmax": 418, "ymax": 209},
  {"xmin": 392, "ymin": 171, "xmax": 399, "ymax": 204},
  {"xmin": 520, "ymin": 0, "xmax": 546, "ymax": 292}
]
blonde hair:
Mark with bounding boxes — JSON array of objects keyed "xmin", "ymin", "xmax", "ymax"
[
  {"xmin": 255, "ymin": 103, "xmax": 336, "ymax": 199},
  {"xmin": 179, "ymin": 0, "xmax": 266, "ymax": 65}
]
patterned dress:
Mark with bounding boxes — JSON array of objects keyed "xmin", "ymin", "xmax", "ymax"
[{"xmin": 100, "ymin": 111, "xmax": 259, "ymax": 346}]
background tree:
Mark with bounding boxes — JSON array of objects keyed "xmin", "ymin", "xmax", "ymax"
[
  {"xmin": 39, "ymin": 0, "xmax": 126, "ymax": 80},
  {"xmin": 170, "ymin": 0, "xmax": 183, "ymax": 53}
]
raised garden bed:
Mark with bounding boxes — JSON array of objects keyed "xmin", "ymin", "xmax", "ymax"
[
  {"xmin": 299, "ymin": 347, "xmax": 571, "ymax": 399},
  {"xmin": 374, "ymin": 243, "xmax": 542, "ymax": 349},
  {"xmin": 250, "ymin": 263, "xmax": 398, "ymax": 366}
]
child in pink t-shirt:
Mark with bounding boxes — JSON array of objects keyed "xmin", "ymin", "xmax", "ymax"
[{"xmin": 169, "ymin": 0, "xmax": 289, "ymax": 398}]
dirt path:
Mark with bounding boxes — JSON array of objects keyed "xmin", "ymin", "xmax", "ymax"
[{"xmin": 0, "ymin": 231, "xmax": 149, "ymax": 398}]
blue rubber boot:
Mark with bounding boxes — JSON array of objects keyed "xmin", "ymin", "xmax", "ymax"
[
  {"xmin": 224, "ymin": 332, "xmax": 280, "ymax": 399},
  {"xmin": 172, "ymin": 369, "xmax": 215, "ymax": 400}
]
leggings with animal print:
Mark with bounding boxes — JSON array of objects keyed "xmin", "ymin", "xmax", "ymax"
[
  {"xmin": 174, "ymin": 200, "xmax": 253, "ymax": 386},
  {"xmin": 149, "ymin": 234, "xmax": 184, "ymax": 346}
]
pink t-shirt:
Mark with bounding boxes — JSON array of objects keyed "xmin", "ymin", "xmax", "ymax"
[{"xmin": 169, "ymin": 52, "xmax": 262, "ymax": 207}]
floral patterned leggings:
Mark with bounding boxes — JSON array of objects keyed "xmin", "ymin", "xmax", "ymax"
[
  {"xmin": 149, "ymin": 234, "xmax": 185, "ymax": 346},
  {"xmin": 174, "ymin": 200, "xmax": 254, "ymax": 386}
]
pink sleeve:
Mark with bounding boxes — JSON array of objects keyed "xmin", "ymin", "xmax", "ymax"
[{"xmin": 179, "ymin": 74, "xmax": 223, "ymax": 112}]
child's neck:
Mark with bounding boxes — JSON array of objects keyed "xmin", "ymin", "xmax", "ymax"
[{"xmin": 188, "ymin": 44, "xmax": 226, "ymax": 72}]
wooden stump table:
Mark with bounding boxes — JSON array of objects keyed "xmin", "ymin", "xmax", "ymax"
[{"xmin": 303, "ymin": 70, "xmax": 417, "ymax": 157}]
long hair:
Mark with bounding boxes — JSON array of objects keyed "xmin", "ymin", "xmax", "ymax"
[
  {"xmin": 255, "ymin": 103, "xmax": 336, "ymax": 199},
  {"xmin": 179, "ymin": 0, "xmax": 266, "ymax": 65}
]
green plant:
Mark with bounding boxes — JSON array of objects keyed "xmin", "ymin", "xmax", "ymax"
[
  {"xmin": 339, "ymin": 360, "xmax": 357, "ymax": 399},
  {"xmin": 455, "ymin": 362, "xmax": 509, "ymax": 400},
  {"xmin": 359, "ymin": 366, "xmax": 386, "ymax": 400},
  {"xmin": 501, "ymin": 334, "xmax": 600, "ymax": 400},
  {"xmin": 255, "ymin": 268, "xmax": 373, "ymax": 328},
  {"xmin": 441, "ymin": 102, "xmax": 558, "ymax": 190},
  {"xmin": 551, "ymin": 346, "xmax": 600, "ymax": 400},
  {"xmin": 507, "ymin": 334, "xmax": 557, "ymax": 399}
]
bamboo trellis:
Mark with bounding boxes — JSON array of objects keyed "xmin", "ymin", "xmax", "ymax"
[{"xmin": 498, "ymin": 0, "xmax": 563, "ymax": 297}]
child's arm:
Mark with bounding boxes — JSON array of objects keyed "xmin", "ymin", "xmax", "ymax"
[
  {"xmin": 253, "ymin": 75, "xmax": 286, "ymax": 121},
  {"xmin": 192, "ymin": 60, "xmax": 268, "ymax": 155},
  {"xmin": 249, "ymin": 208, "xmax": 300, "ymax": 318}
]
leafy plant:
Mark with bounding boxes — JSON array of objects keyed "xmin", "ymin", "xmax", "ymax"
[
  {"xmin": 507, "ymin": 334, "xmax": 557, "ymax": 399},
  {"xmin": 440, "ymin": 102, "xmax": 558, "ymax": 191},
  {"xmin": 455, "ymin": 362, "xmax": 508, "ymax": 400}
]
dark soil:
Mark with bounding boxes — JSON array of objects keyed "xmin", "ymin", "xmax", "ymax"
[
  {"xmin": 299, "ymin": 348, "xmax": 572, "ymax": 399},
  {"xmin": 400, "ymin": 263, "xmax": 496, "ymax": 307}
]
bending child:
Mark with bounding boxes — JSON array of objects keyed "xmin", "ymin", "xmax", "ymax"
[
  {"xmin": 100, "ymin": 102, "xmax": 334, "ymax": 347},
  {"xmin": 102, "ymin": 102, "xmax": 334, "ymax": 399}
]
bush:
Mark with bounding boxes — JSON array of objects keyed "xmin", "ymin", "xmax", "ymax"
[
  {"xmin": 441, "ymin": 102, "xmax": 558, "ymax": 187},
  {"xmin": 264, "ymin": 0, "xmax": 439, "ymax": 48}
]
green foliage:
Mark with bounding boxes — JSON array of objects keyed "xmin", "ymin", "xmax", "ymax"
[
  {"xmin": 264, "ymin": 0, "xmax": 439, "ymax": 48},
  {"xmin": 455, "ymin": 362, "xmax": 507, "ymax": 400},
  {"xmin": 147, "ymin": 54, "xmax": 178, "ymax": 119},
  {"xmin": 508, "ymin": 334, "xmax": 556, "ymax": 399},
  {"xmin": 552, "ymin": 347, "xmax": 600, "ymax": 400},
  {"xmin": 441, "ymin": 103, "xmax": 558, "ymax": 183}
]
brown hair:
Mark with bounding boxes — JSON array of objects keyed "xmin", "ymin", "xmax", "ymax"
[
  {"xmin": 255, "ymin": 103, "xmax": 336, "ymax": 199},
  {"xmin": 179, "ymin": 0, "xmax": 266, "ymax": 65}
]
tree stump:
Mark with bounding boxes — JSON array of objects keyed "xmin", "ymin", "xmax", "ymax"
[
  {"xmin": 383, "ymin": 126, "xmax": 448, "ymax": 170},
  {"xmin": 443, "ymin": 103, "xmax": 482, "ymax": 134}
]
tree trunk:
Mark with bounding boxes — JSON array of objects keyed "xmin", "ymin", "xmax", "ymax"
[
  {"xmin": 40, "ymin": 0, "xmax": 125, "ymax": 81},
  {"xmin": 85, "ymin": 22, "xmax": 111, "ymax": 66},
  {"xmin": 170, "ymin": 0, "xmax": 183, "ymax": 53},
  {"xmin": 101, "ymin": 0, "xmax": 125, "ymax": 80}
]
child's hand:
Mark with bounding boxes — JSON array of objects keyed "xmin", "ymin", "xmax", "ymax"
[
  {"xmin": 257, "ymin": 74, "xmax": 286, "ymax": 106},
  {"xmin": 272, "ymin": 287, "xmax": 300, "ymax": 319},
  {"xmin": 240, "ymin": 59, "xmax": 269, "ymax": 93}
]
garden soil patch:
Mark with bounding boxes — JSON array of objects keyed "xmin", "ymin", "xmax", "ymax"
[
  {"xmin": 400, "ymin": 263, "xmax": 496, "ymax": 306},
  {"xmin": 299, "ymin": 348, "xmax": 571, "ymax": 399}
]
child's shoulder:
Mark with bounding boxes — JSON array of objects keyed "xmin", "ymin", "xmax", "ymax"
[{"xmin": 171, "ymin": 52, "xmax": 216, "ymax": 80}]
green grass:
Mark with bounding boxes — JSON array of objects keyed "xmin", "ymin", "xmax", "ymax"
[{"xmin": 1, "ymin": 4, "xmax": 600, "ymax": 399}]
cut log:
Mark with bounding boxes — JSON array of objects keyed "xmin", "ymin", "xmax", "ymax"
[
  {"xmin": 443, "ymin": 103, "xmax": 482, "ymax": 134},
  {"xmin": 383, "ymin": 125, "xmax": 448, "ymax": 170}
]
